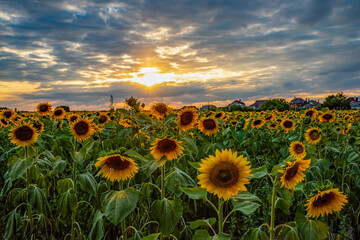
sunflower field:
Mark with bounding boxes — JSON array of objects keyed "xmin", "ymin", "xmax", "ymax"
[{"xmin": 0, "ymin": 103, "xmax": 359, "ymax": 240}]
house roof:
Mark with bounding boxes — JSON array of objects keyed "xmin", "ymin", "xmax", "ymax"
[
  {"xmin": 229, "ymin": 100, "xmax": 245, "ymax": 105},
  {"xmin": 290, "ymin": 98, "xmax": 306, "ymax": 104},
  {"xmin": 200, "ymin": 105, "xmax": 217, "ymax": 110},
  {"xmin": 250, "ymin": 100, "xmax": 267, "ymax": 107}
]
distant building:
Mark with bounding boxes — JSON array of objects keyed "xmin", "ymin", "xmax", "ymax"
[
  {"xmin": 228, "ymin": 99, "xmax": 245, "ymax": 108},
  {"xmin": 249, "ymin": 100, "xmax": 267, "ymax": 109},
  {"xmin": 289, "ymin": 97, "xmax": 307, "ymax": 109},
  {"xmin": 351, "ymin": 102, "xmax": 360, "ymax": 110},
  {"xmin": 348, "ymin": 96, "xmax": 359, "ymax": 103},
  {"xmin": 200, "ymin": 105, "xmax": 217, "ymax": 111},
  {"xmin": 303, "ymin": 99, "xmax": 321, "ymax": 108}
]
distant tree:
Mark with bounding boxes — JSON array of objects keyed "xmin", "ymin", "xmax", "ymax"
[
  {"xmin": 322, "ymin": 93, "xmax": 350, "ymax": 110},
  {"xmin": 109, "ymin": 95, "xmax": 114, "ymax": 111},
  {"xmin": 260, "ymin": 99, "xmax": 291, "ymax": 112},
  {"xmin": 125, "ymin": 96, "xmax": 142, "ymax": 113},
  {"xmin": 56, "ymin": 105, "xmax": 70, "ymax": 112}
]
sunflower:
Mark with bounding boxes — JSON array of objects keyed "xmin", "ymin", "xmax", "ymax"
[
  {"xmin": 70, "ymin": 118, "xmax": 95, "ymax": 141},
  {"xmin": 53, "ymin": 108, "xmax": 66, "ymax": 119},
  {"xmin": 119, "ymin": 119, "xmax": 132, "ymax": 128},
  {"xmin": 251, "ymin": 119, "xmax": 265, "ymax": 128},
  {"xmin": 9, "ymin": 122, "xmax": 39, "ymax": 147},
  {"xmin": 67, "ymin": 114, "xmax": 80, "ymax": 123},
  {"xmin": 280, "ymin": 118, "xmax": 296, "ymax": 133},
  {"xmin": 150, "ymin": 103, "xmax": 170, "ymax": 119},
  {"xmin": 305, "ymin": 127, "xmax": 321, "ymax": 145},
  {"xmin": 305, "ymin": 188, "xmax": 348, "ymax": 218},
  {"xmin": 32, "ymin": 121, "xmax": 44, "ymax": 133},
  {"xmin": 279, "ymin": 159, "xmax": 311, "ymax": 190},
  {"xmin": 0, "ymin": 118, "xmax": 10, "ymax": 128},
  {"xmin": 11, "ymin": 116, "xmax": 23, "ymax": 124},
  {"xmin": 197, "ymin": 149, "xmax": 252, "ymax": 200},
  {"xmin": 98, "ymin": 114, "xmax": 110, "ymax": 126},
  {"xmin": 177, "ymin": 107, "xmax": 198, "ymax": 131},
  {"xmin": 319, "ymin": 112, "xmax": 335, "ymax": 123},
  {"xmin": 214, "ymin": 111, "xmax": 226, "ymax": 120},
  {"xmin": 150, "ymin": 137, "xmax": 183, "ymax": 161},
  {"xmin": 36, "ymin": 103, "xmax": 52, "ymax": 116},
  {"xmin": 95, "ymin": 154, "xmax": 138, "ymax": 182},
  {"xmin": 267, "ymin": 122, "xmax": 278, "ymax": 130},
  {"xmin": 303, "ymin": 109, "xmax": 317, "ymax": 119},
  {"xmin": 264, "ymin": 114, "xmax": 274, "ymax": 121},
  {"xmin": 1, "ymin": 109, "xmax": 16, "ymax": 119},
  {"xmin": 198, "ymin": 117, "xmax": 219, "ymax": 135},
  {"xmin": 289, "ymin": 141, "xmax": 306, "ymax": 159}
]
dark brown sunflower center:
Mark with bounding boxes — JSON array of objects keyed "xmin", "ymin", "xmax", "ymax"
[
  {"xmin": 294, "ymin": 144, "xmax": 304, "ymax": 154},
  {"xmin": 283, "ymin": 120, "xmax": 293, "ymax": 128},
  {"xmin": 270, "ymin": 124, "xmax": 276, "ymax": 128},
  {"xmin": 32, "ymin": 122, "xmax": 42, "ymax": 131},
  {"xmin": 99, "ymin": 115, "xmax": 108, "ymax": 124},
  {"xmin": 265, "ymin": 115, "xmax": 272, "ymax": 120},
  {"xmin": 215, "ymin": 113, "xmax": 222, "ymax": 118},
  {"xmin": 312, "ymin": 192, "xmax": 334, "ymax": 207},
  {"xmin": 285, "ymin": 162, "xmax": 299, "ymax": 180},
  {"xmin": 155, "ymin": 105, "xmax": 167, "ymax": 114},
  {"xmin": 180, "ymin": 112, "xmax": 194, "ymax": 125},
  {"xmin": 39, "ymin": 105, "xmax": 48, "ymax": 112},
  {"xmin": 157, "ymin": 139, "xmax": 177, "ymax": 153},
  {"xmin": 15, "ymin": 126, "xmax": 34, "ymax": 141},
  {"xmin": 210, "ymin": 162, "xmax": 239, "ymax": 187},
  {"xmin": 106, "ymin": 156, "xmax": 130, "ymax": 170},
  {"xmin": 203, "ymin": 119, "xmax": 216, "ymax": 130},
  {"xmin": 54, "ymin": 109, "xmax": 63, "ymax": 116},
  {"xmin": 3, "ymin": 111, "xmax": 12, "ymax": 118},
  {"xmin": 323, "ymin": 114, "xmax": 333, "ymax": 120},
  {"xmin": 253, "ymin": 120, "xmax": 261, "ymax": 126},
  {"xmin": 309, "ymin": 130, "xmax": 320, "ymax": 140},
  {"xmin": 1, "ymin": 119, "xmax": 8, "ymax": 125},
  {"xmin": 70, "ymin": 116, "xmax": 78, "ymax": 122},
  {"xmin": 306, "ymin": 111, "xmax": 314, "ymax": 117},
  {"xmin": 74, "ymin": 121, "xmax": 89, "ymax": 135}
]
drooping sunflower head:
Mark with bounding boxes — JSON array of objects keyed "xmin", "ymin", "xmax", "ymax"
[
  {"xmin": 150, "ymin": 103, "xmax": 171, "ymax": 119},
  {"xmin": 1, "ymin": 109, "xmax": 16, "ymax": 119},
  {"xmin": 32, "ymin": 121, "xmax": 44, "ymax": 133},
  {"xmin": 198, "ymin": 117, "xmax": 219, "ymax": 135},
  {"xmin": 280, "ymin": 118, "xmax": 296, "ymax": 132},
  {"xmin": 53, "ymin": 108, "xmax": 66, "ymax": 119},
  {"xmin": 289, "ymin": 141, "xmax": 306, "ymax": 159},
  {"xmin": 70, "ymin": 118, "xmax": 95, "ymax": 142},
  {"xmin": 319, "ymin": 112, "xmax": 335, "ymax": 123},
  {"xmin": 177, "ymin": 107, "xmax": 198, "ymax": 131},
  {"xmin": 251, "ymin": 119, "xmax": 265, "ymax": 128},
  {"xmin": 36, "ymin": 103, "xmax": 52, "ymax": 115},
  {"xmin": 67, "ymin": 114, "xmax": 80, "ymax": 123},
  {"xmin": 9, "ymin": 122, "xmax": 39, "ymax": 147},
  {"xmin": 150, "ymin": 137, "xmax": 184, "ymax": 161},
  {"xmin": 11, "ymin": 115, "xmax": 22, "ymax": 124},
  {"xmin": 98, "ymin": 114, "xmax": 110, "ymax": 126},
  {"xmin": 279, "ymin": 159, "xmax": 311, "ymax": 190},
  {"xmin": 305, "ymin": 127, "xmax": 321, "ymax": 145},
  {"xmin": 304, "ymin": 109, "xmax": 317, "ymax": 119},
  {"xmin": 197, "ymin": 149, "xmax": 253, "ymax": 200},
  {"xmin": 0, "ymin": 118, "xmax": 10, "ymax": 128},
  {"xmin": 95, "ymin": 154, "xmax": 138, "ymax": 182},
  {"xmin": 305, "ymin": 188, "xmax": 348, "ymax": 218}
]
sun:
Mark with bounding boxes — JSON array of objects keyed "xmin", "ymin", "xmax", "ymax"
[{"xmin": 130, "ymin": 67, "xmax": 175, "ymax": 86}]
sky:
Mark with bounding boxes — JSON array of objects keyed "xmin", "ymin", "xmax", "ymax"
[{"xmin": 0, "ymin": 0, "xmax": 360, "ymax": 111}]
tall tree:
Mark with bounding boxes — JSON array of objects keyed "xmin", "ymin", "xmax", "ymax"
[{"xmin": 322, "ymin": 93, "xmax": 350, "ymax": 110}]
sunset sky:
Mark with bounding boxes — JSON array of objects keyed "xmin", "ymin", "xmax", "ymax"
[{"xmin": 1, "ymin": 0, "xmax": 360, "ymax": 111}]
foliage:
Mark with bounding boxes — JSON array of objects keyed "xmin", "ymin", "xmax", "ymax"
[
  {"xmin": 322, "ymin": 93, "xmax": 350, "ymax": 110},
  {"xmin": 56, "ymin": 105, "xmax": 70, "ymax": 112},
  {"xmin": 260, "ymin": 98, "xmax": 291, "ymax": 111}
]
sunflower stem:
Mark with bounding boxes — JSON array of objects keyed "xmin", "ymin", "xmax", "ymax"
[
  {"xmin": 25, "ymin": 146, "xmax": 34, "ymax": 230},
  {"xmin": 161, "ymin": 165, "xmax": 166, "ymax": 199},
  {"xmin": 71, "ymin": 141, "xmax": 78, "ymax": 240},
  {"xmin": 269, "ymin": 176, "xmax": 278, "ymax": 240},
  {"xmin": 218, "ymin": 198, "xmax": 224, "ymax": 235}
]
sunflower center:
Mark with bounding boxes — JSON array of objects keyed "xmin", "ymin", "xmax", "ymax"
[
  {"xmin": 106, "ymin": 156, "xmax": 130, "ymax": 170},
  {"xmin": 3, "ymin": 111, "xmax": 12, "ymax": 118},
  {"xmin": 312, "ymin": 192, "xmax": 334, "ymax": 207},
  {"xmin": 74, "ymin": 121, "xmax": 89, "ymax": 135},
  {"xmin": 210, "ymin": 162, "xmax": 239, "ymax": 187},
  {"xmin": 309, "ymin": 130, "xmax": 320, "ymax": 140},
  {"xmin": 285, "ymin": 162, "xmax": 299, "ymax": 180},
  {"xmin": 70, "ymin": 116, "xmax": 78, "ymax": 122},
  {"xmin": 306, "ymin": 111, "xmax": 314, "ymax": 117},
  {"xmin": 180, "ymin": 112, "xmax": 194, "ymax": 125},
  {"xmin": 32, "ymin": 122, "xmax": 42, "ymax": 131},
  {"xmin": 270, "ymin": 124, "xmax": 276, "ymax": 128},
  {"xmin": 54, "ymin": 109, "xmax": 63, "ymax": 116},
  {"xmin": 294, "ymin": 144, "xmax": 304, "ymax": 154},
  {"xmin": 283, "ymin": 121, "xmax": 293, "ymax": 128},
  {"xmin": 15, "ymin": 126, "xmax": 34, "ymax": 141},
  {"xmin": 323, "ymin": 114, "xmax": 333, "ymax": 120},
  {"xmin": 1, "ymin": 119, "xmax": 8, "ymax": 125},
  {"xmin": 215, "ymin": 113, "xmax": 222, "ymax": 118},
  {"xmin": 39, "ymin": 105, "xmax": 48, "ymax": 112},
  {"xmin": 265, "ymin": 115, "xmax": 272, "ymax": 120},
  {"xmin": 155, "ymin": 104, "xmax": 167, "ymax": 114},
  {"xmin": 157, "ymin": 139, "xmax": 177, "ymax": 153},
  {"xmin": 203, "ymin": 119, "xmax": 216, "ymax": 130},
  {"xmin": 253, "ymin": 120, "xmax": 261, "ymax": 126},
  {"xmin": 99, "ymin": 115, "xmax": 107, "ymax": 124}
]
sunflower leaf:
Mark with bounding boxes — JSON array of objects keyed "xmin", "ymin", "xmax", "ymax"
[
  {"xmin": 8, "ymin": 156, "xmax": 33, "ymax": 180},
  {"xmin": 180, "ymin": 187, "xmax": 207, "ymax": 200},
  {"xmin": 232, "ymin": 201, "xmax": 260, "ymax": 215},
  {"xmin": 250, "ymin": 165, "xmax": 267, "ymax": 179},
  {"xmin": 189, "ymin": 218, "xmax": 216, "ymax": 230}
]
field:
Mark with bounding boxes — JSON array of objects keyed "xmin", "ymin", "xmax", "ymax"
[{"xmin": 0, "ymin": 104, "xmax": 359, "ymax": 240}]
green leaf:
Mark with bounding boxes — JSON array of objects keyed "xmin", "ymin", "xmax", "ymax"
[
  {"xmin": 295, "ymin": 213, "xmax": 329, "ymax": 240},
  {"xmin": 325, "ymin": 144, "xmax": 341, "ymax": 154},
  {"xmin": 57, "ymin": 178, "xmax": 74, "ymax": 194},
  {"xmin": 103, "ymin": 188, "xmax": 139, "ymax": 226},
  {"xmin": 5, "ymin": 209, "xmax": 22, "ymax": 240},
  {"xmin": 141, "ymin": 233, "xmax": 160, "ymax": 240},
  {"xmin": 242, "ymin": 227, "xmax": 267, "ymax": 240},
  {"xmin": 8, "ymin": 157, "xmax": 33, "ymax": 180},
  {"xmin": 231, "ymin": 191, "xmax": 261, "ymax": 202},
  {"xmin": 183, "ymin": 137, "xmax": 199, "ymax": 157},
  {"xmin": 88, "ymin": 210, "xmax": 105, "ymax": 240},
  {"xmin": 278, "ymin": 222, "xmax": 299, "ymax": 240},
  {"xmin": 166, "ymin": 167, "xmax": 196, "ymax": 197},
  {"xmin": 151, "ymin": 198, "xmax": 183, "ymax": 236},
  {"xmin": 271, "ymin": 164, "xmax": 282, "ymax": 175},
  {"xmin": 188, "ymin": 161, "xmax": 200, "ymax": 169},
  {"xmin": 180, "ymin": 187, "xmax": 207, "ymax": 200},
  {"xmin": 28, "ymin": 185, "xmax": 47, "ymax": 213},
  {"xmin": 78, "ymin": 172, "xmax": 97, "ymax": 196},
  {"xmin": 57, "ymin": 190, "xmax": 77, "ymax": 217},
  {"xmin": 189, "ymin": 218, "xmax": 216, "ymax": 230},
  {"xmin": 250, "ymin": 165, "xmax": 267, "ymax": 179},
  {"xmin": 192, "ymin": 230, "xmax": 210, "ymax": 240},
  {"xmin": 211, "ymin": 233, "xmax": 231, "ymax": 240},
  {"xmin": 232, "ymin": 201, "xmax": 260, "ymax": 215}
]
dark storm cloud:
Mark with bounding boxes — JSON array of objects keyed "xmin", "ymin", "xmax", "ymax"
[{"xmin": 0, "ymin": 0, "xmax": 360, "ymax": 109}]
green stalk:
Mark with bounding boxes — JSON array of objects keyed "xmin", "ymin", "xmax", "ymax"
[
  {"xmin": 161, "ymin": 165, "xmax": 165, "ymax": 199},
  {"xmin": 25, "ymin": 146, "xmax": 34, "ymax": 229},
  {"xmin": 119, "ymin": 181, "xmax": 127, "ymax": 240},
  {"xmin": 218, "ymin": 198, "xmax": 224, "ymax": 235},
  {"xmin": 71, "ymin": 141, "xmax": 78, "ymax": 240},
  {"xmin": 269, "ymin": 176, "xmax": 278, "ymax": 240}
]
